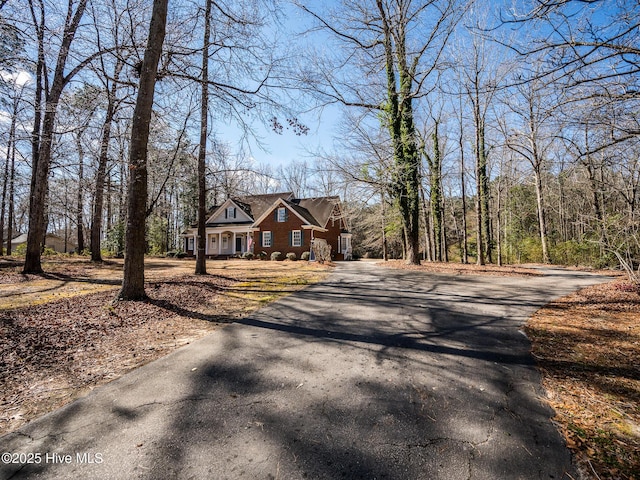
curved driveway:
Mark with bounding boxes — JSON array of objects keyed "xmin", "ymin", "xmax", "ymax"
[{"xmin": 1, "ymin": 262, "xmax": 607, "ymax": 480}]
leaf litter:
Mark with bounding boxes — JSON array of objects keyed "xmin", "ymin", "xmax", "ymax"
[{"xmin": 0, "ymin": 258, "xmax": 330, "ymax": 436}]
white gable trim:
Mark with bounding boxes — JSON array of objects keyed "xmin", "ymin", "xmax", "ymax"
[
  {"xmin": 251, "ymin": 199, "xmax": 312, "ymax": 227},
  {"xmin": 301, "ymin": 225, "xmax": 328, "ymax": 233},
  {"xmin": 205, "ymin": 198, "xmax": 253, "ymax": 224},
  {"xmin": 322, "ymin": 202, "xmax": 346, "ymax": 229}
]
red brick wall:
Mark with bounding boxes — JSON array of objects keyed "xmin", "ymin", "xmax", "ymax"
[{"xmin": 256, "ymin": 208, "xmax": 310, "ymax": 259}]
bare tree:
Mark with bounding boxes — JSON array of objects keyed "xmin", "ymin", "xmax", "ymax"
[
  {"xmin": 297, "ymin": 0, "xmax": 469, "ymax": 264},
  {"xmin": 23, "ymin": 0, "xmax": 94, "ymax": 273},
  {"xmin": 195, "ymin": 0, "xmax": 212, "ymax": 275},
  {"xmin": 0, "ymin": 74, "xmax": 26, "ymax": 253},
  {"xmin": 89, "ymin": 0, "xmax": 138, "ymax": 262},
  {"xmin": 501, "ymin": 76, "xmax": 557, "ymax": 264},
  {"xmin": 118, "ymin": 0, "xmax": 168, "ymax": 300}
]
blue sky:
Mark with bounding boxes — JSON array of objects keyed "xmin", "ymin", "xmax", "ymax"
[{"xmin": 212, "ymin": 1, "xmax": 342, "ymax": 169}]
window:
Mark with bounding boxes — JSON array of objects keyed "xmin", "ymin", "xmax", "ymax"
[
  {"xmin": 339, "ymin": 235, "xmax": 351, "ymax": 254},
  {"xmin": 277, "ymin": 207, "xmax": 286, "ymax": 222},
  {"xmin": 291, "ymin": 230, "xmax": 302, "ymax": 247},
  {"xmin": 222, "ymin": 236, "xmax": 228, "ymax": 249},
  {"xmin": 226, "ymin": 206, "xmax": 236, "ymax": 219},
  {"xmin": 211, "ymin": 236, "xmax": 216, "ymax": 245},
  {"xmin": 262, "ymin": 231, "xmax": 272, "ymax": 247},
  {"xmin": 188, "ymin": 237, "xmax": 194, "ymax": 250}
]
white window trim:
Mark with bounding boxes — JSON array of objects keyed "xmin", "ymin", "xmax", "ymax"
[
  {"xmin": 263, "ymin": 231, "xmax": 272, "ymax": 247},
  {"xmin": 292, "ymin": 230, "xmax": 302, "ymax": 247},
  {"xmin": 277, "ymin": 207, "xmax": 286, "ymax": 222}
]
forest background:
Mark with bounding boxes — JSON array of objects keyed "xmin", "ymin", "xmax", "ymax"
[{"xmin": 1, "ymin": 0, "xmax": 639, "ymax": 277}]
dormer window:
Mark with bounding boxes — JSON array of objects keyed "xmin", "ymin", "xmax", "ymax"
[
  {"xmin": 226, "ymin": 206, "xmax": 236, "ymax": 219},
  {"xmin": 277, "ymin": 207, "xmax": 287, "ymax": 222}
]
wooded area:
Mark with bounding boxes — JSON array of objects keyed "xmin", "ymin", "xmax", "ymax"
[{"xmin": 1, "ymin": 0, "xmax": 639, "ymax": 287}]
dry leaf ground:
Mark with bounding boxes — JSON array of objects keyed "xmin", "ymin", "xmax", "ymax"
[
  {"xmin": 527, "ymin": 280, "xmax": 640, "ymax": 480},
  {"xmin": 0, "ymin": 256, "xmax": 330, "ymax": 436}
]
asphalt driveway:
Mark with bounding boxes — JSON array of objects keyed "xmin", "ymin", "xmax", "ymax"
[{"xmin": 0, "ymin": 261, "xmax": 608, "ymax": 479}]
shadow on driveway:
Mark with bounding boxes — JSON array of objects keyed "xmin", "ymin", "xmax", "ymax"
[{"xmin": 1, "ymin": 262, "xmax": 608, "ymax": 480}]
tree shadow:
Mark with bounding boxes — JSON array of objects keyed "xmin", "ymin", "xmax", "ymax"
[{"xmin": 1, "ymin": 263, "xmax": 605, "ymax": 479}]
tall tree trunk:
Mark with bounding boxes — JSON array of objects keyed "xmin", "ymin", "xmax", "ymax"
[
  {"xmin": 420, "ymin": 183, "xmax": 432, "ymax": 262},
  {"xmin": 429, "ymin": 122, "xmax": 443, "ymax": 261},
  {"xmin": 460, "ymin": 151, "xmax": 468, "ymax": 264},
  {"xmin": 195, "ymin": 0, "xmax": 212, "ymax": 275},
  {"xmin": 475, "ymin": 158, "xmax": 485, "ymax": 265},
  {"xmin": 24, "ymin": 0, "xmax": 88, "ymax": 273},
  {"xmin": 441, "ymin": 193, "xmax": 448, "ymax": 262},
  {"xmin": 76, "ymin": 134, "xmax": 85, "ymax": 253},
  {"xmin": 378, "ymin": 0, "xmax": 421, "ymax": 265},
  {"xmin": 118, "ymin": 0, "xmax": 168, "ymax": 300},
  {"xmin": 533, "ymin": 167, "xmax": 551, "ymax": 263},
  {"xmin": 458, "ymin": 99, "xmax": 468, "ymax": 264},
  {"xmin": 0, "ymin": 98, "xmax": 15, "ymax": 252},
  {"xmin": 6, "ymin": 140, "xmax": 15, "ymax": 255},
  {"xmin": 91, "ymin": 59, "xmax": 123, "ymax": 262},
  {"xmin": 381, "ymin": 190, "xmax": 388, "ymax": 261},
  {"xmin": 478, "ymin": 119, "xmax": 491, "ymax": 264},
  {"xmin": 496, "ymin": 174, "xmax": 503, "ymax": 266}
]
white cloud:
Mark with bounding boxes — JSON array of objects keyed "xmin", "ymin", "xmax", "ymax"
[{"xmin": 0, "ymin": 69, "xmax": 32, "ymax": 88}]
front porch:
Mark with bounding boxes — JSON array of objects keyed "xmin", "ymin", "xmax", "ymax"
[{"xmin": 184, "ymin": 228, "xmax": 256, "ymax": 257}]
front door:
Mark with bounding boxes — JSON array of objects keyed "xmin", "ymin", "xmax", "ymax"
[{"xmin": 236, "ymin": 236, "xmax": 243, "ymax": 254}]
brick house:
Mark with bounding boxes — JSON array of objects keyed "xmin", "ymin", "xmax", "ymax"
[{"xmin": 182, "ymin": 192, "xmax": 352, "ymax": 260}]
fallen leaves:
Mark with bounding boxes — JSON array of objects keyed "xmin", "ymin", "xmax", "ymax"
[
  {"xmin": 527, "ymin": 280, "xmax": 640, "ymax": 480},
  {"xmin": 0, "ymin": 258, "xmax": 331, "ymax": 436}
]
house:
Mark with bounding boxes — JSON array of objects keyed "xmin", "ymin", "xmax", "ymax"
[
  {"xmin": 182, "ymin": 192, "xmax": 353, "ymax": 260},
  {"xmin": 5, "ymin": 233, "xmax": 77, "ymax": 253}
]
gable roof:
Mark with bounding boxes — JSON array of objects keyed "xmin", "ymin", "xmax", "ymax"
[
  {"xmin": 292, "ymin": 196, "xmax": 341, "ymax": 228},
  {"xmin": 185, "ymin": 192, "xmax": 347, "ymax": 233},
  {"xmin": 236, "ymin": 192, "xmax": 294, "ymax": 220},
  {"xmin": 204, "ymin": 198, "xmax": 254, "ymax": 225}
]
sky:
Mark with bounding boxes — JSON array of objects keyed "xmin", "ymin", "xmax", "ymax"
[
  {"xmin": 215, "ymin": 104, "xmax": 341, "ymax": 169},
  {"xmin": 212, "ymin": 1, "xmax": 342, "ymax": 169}
]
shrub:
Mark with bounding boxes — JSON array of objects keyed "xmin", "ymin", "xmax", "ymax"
[
  {"xmin": 270, "ymin": 251, "xmax": 283, "ymax": 261},
  {"xmin": 243, "ymin": 252, "xmax": 254, "ymax": 260},
  {"xmin": 286, "ymin": 252, "xmax": 297, "ymax": 261},
  {"xmin": 301, "ymin": 251, "xmax": 310, "ymax": 261},
  {"xmin": 259, "ymin": 251, "xmax": 268, "ymax": 260},
  {"xmin": 311, "ymin": 239, "xmax": 332, "ymax": 264}
]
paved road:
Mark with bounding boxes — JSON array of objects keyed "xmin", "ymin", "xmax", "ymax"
[{"xmin": 1, "ymin": 262, "xmax": 608, "ymax": 480}]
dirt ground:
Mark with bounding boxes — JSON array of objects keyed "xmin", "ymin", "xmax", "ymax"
[{"xmin": 0, "ymin": 256, "xmax": 331, "ymax": 436}]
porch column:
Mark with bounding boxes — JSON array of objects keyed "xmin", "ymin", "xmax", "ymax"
[
  {"xmin": 232, "ymin": 232, "xmax": 237, "ymax": 254},
  {"xmin": 218, "ymin": 233, "xmax": 222, "ymax": 255}
]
